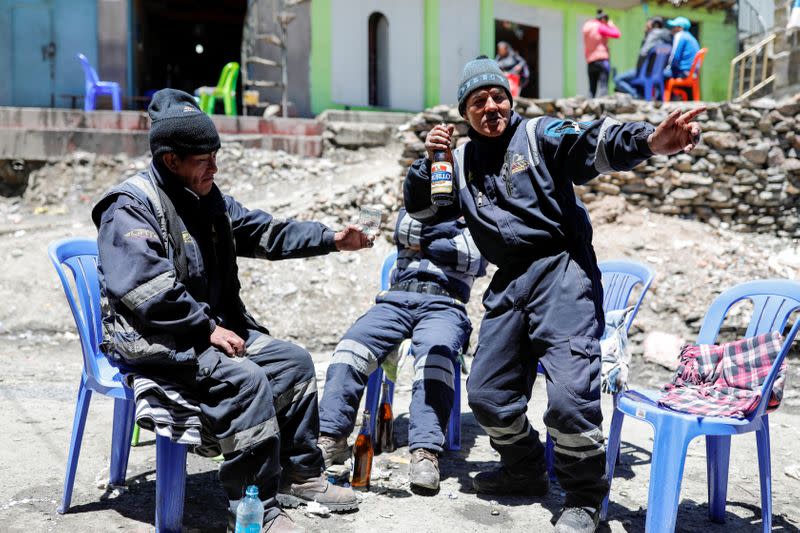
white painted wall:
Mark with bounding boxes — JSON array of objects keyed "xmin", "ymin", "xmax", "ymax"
[
  {"xmin": 494, "ymin": 1, "xmax": 564, "ymax": 98},
  {"xmin": 331, "ymin": 0, "xmax": 425, "ymax": 110},
  {"xmin": 575, "ymin": 14, "xmax": 592, "ymax": 97},
  {"xmin": 438, "ymin": 0, "xmax": 481, "ymax": 104}
]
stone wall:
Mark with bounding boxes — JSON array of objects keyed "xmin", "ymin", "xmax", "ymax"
[{"xmin": 398, "ymin": 94, "xmax": 800, "ymax": 237}]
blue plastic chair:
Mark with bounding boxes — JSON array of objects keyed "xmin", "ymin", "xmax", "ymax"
[
  {"xmin": 49, "ymin": 238, "xmax": 187, "ymax": 533},
  {"xmin": 602, "ymin": 279, "xmax": 800, "ymax": 532},
  {"xmin": 364, "ymin": 251, "xmax": 462, "ymax": 451},
  {"xmin": 77, "ymin": 53, "xmax": 122, "ymax": 112},
  {"xmin": 628, "ymin": 45, "xmax": 672, "ymax": 101},
  {"xmin": 543, "ymin": 259, "xmax": 655, "ymax": 479}
]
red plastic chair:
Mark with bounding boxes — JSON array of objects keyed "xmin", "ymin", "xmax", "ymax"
[
  {"xmin": 664, "ymin": 48, "xmax": 707, "ymax": 102},
  {"xmin": 504, "ymin": 73, "xmax": 521, "ymax": 98}
]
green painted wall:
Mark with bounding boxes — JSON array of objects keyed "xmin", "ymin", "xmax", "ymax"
[
  {"xmin": 310, "ymin": 0, "xmax": 332, "ymax": 115},
  {"xmin": 424, "ymin": 0, "xmax": 440, "ymax": 108},
  {"xmin": 309, "ymin": 0, "xmax": 737, "ymax": 114}
]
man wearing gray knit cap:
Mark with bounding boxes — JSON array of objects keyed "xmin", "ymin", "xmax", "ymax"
[
  {"xmin": 404, "ymin": 57, "xmax": 705, "ymax": 532},
  {"xmin": 92, "ymin": 89, "xmax": 372, "ymax": 532}
]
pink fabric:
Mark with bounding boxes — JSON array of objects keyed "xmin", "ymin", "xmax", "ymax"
[
  {"xmin": 658, "ymin": 332, "xmax": 786, "ymax": 419},
  {"xmin": 582, "ymin": 19, "xmax": 621, "ymax": 63}
]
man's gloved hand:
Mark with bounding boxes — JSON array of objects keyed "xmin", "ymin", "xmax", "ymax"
[
  {"xmin": 334, "ymin": 224, "xmax": 374, "ymax": 251},
  {"xmin": 647, "ymin": 107, "xmax": 706, "ymax": 155},
  {"xmin": 210, "ymin": 324, "xmax": 246, "ymax": 357}
]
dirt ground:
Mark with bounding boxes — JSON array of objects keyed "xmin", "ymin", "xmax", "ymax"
[{"xmin": 1, "ymin": 143, "xmax": 799, "ymax": 532}]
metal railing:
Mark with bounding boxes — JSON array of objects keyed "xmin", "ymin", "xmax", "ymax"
[{"xmin": 728, "ymin": 31, "xmax": 777, "ymax": 101}]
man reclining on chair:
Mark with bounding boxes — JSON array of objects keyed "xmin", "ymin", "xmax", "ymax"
[
  {"xmin": 92, "ymin": 89, "xmax": 372, "ymax": 533},
  {"xmin": 317, "ymin": 208, "xmax": 486, "ymax": 492}
]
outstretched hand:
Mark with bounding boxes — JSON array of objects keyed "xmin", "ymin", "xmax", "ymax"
[
  {"xmin": 647, "ymin": 107, "xmax": 706, "ymax": 155},
  {"xmin": 335, "ymin": 224, "xmax": 375, "ymax": 251}
]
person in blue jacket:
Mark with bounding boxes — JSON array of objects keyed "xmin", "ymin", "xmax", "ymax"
[
  {"xmin": 664, "ymin": 16, "xmax": 701, "ymax": 80},
  {"xmin": 404, "ymin": 57, "xmax": 704, "ymax": 533},
  {"xmin": 317, "ymin": 208, "xmax": 486, "ymax": 492},
  {"xmin": 92, "ymin": 89, "xmax": 373, "ymax": 533}
]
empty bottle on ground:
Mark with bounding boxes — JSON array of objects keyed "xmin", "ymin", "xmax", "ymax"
[
  {"xmin": 351, "ymin": 410, "xmax": 374, "ymax": 491},
  {"xmin": 376, "ymin": 382, "xmax": 395, "ymax": 454}
]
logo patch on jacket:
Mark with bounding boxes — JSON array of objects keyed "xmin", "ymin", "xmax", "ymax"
[
  {"xmin": 510, "ymin": 153, "xmax": 530, "ymax": 174},
  {"xmin": 125, "ymin": 228, "xmax": 158, "ymax": 240},
  {"xmin": 181, "ymin": 231, "xmax": 194, "ymax": 243}
]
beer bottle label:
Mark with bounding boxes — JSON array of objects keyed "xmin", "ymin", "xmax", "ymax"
[{"xmin": 431, "ymin": 161, "xmax": 454, "ymax": 196}]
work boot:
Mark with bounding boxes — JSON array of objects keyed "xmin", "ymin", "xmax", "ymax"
[
  {"xmin": 278, "ymin": 473, "xmax": 359, "ymax": 512},
  {"xmin": 409, "ymin": 448, "xmax": 440, "ymax": 491},
  {"xmin": 472, "ymin": 462, "xmax": 550, "ymax": 496},
  {"xmin": 263, "ymin": 510, "xmax": 306, "ymax": 533},
  {"xmin": 317, "ymin": 435, "xmax": 350, "ymax": 468},
  {"xmin": 554, "ymin": 506, "xmax": 600, "ymax": 533}
]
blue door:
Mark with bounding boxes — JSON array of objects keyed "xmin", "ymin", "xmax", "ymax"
[{"xmin": 11, "ymin": 1, "xmax": 56, "ymax": 107}]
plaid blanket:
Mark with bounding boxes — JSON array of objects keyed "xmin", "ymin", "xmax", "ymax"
[{"xmin": 658, "ymin": 331, "xmax": 786, "ymax": 418}]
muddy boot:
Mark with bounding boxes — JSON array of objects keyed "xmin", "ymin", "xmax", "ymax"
[
  {"xmin": 278, "ymin": 473, "xmax": 359, "ymax": 512},
  {"xmin": 409, "ymin": 448, "xmax": 440, "ymax": 491},
  {"xmin": 472, "ymin": 462, "xmax": 549, "ymax": 496},
  {"xmin": 554, "ymin": 507, "xmax": 600, "ymax": 533},
  {"xmin": 317, "ymin": 435, "xmax": 350, "ymax": 468},
  {"xmin": 263, "ymin": 510, "xmax": 306, "ymax": 533}
]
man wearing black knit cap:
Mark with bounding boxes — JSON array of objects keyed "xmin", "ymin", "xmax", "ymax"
[
  {"xmin": 404, "ymin": 57, "xmax": 704, "ymax": 532},
  {"xmin": 92, "ymin": 89, "xmax": 371, "ymax": 532}
]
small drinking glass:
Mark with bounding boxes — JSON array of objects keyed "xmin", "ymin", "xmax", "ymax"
[{"xmin": 358, "ymin": 206, "xmax": 383, "ymax": 236}]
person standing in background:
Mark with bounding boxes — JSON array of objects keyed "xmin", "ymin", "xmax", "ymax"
[
  {"xmin": 495, "ymin": 41, "xmax": 530, "ymax": 97},
  {"xmin": 582, "ymin": 9, "xmax": 621, "ymax": 98}
]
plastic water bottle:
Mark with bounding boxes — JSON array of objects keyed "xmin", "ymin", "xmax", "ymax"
[{"xmin": 235, "ymin": 485, "xmax": 263, "ymax": 533}]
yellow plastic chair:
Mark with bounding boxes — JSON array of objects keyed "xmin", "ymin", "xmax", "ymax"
[{"xmin": 195, "ymin": 62, "xmax": 239, "ymax": 116}]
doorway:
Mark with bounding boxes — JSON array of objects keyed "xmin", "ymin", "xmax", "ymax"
[
  {"xmin": 132, "ymin": 0, "xmax": 247, "ymax": 110},
  {"xmin": 495, "ymin": 19, "xmax": 539, "ymax": 98},
  {"xmin": 368, "ymin": 12, "xmax": 390, "ymax": 107}
]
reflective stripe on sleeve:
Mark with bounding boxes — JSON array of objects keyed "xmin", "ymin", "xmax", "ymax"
[
  {"xmin": 121, "ymin": 271, "xmax": 175, "ymax": 310},
  {"xmin": 594, "ymin": 117, "xmax": 622, "ymax": 174}
]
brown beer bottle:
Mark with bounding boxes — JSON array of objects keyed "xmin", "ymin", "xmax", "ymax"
[
  {"xmin": 375, "ymin": 383, "xmax": 395, "ymax": 454},
  {"xmin": 430, "ymin": 126, "xmax": 455, "ymax": 206},
  {"xmin": 351, "ymin": 410, "xmax": 374, "ymax": 491}
]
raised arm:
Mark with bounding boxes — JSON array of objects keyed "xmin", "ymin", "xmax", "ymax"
[
  {"xmin": 538, "ymin": 107, "xmax": 704, "ymax": 185},
  {"xmin": 403, "ymin": 123, "xmax": 462, "ymax": 223},
  {"xmin": 225, "ymin": 196, "xmax": 338, "ymax": 260}
]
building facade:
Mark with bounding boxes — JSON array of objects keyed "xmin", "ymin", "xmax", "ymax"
[
  {"xmin": 309, "ymin": 0, "xmax": 741, "ymax": 114},
  {"xmin": 0, "ymin": 0, "xmax": 745, "ymax": 114}
]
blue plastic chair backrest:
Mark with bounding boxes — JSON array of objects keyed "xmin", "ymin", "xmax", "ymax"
[
  {"xmin": 598, "ymin": 259, "xmax": 655, "ymax": 333},
  {"xmin": 77, "ymin": 53, "xmax": 99, "ymax": 87},
  {"xmin": 637, "ymin": 44, "xmax": 672, "ymax": 80},
  {"xmin": 381, "ymin": 251, "xmax": 398, "ymax": 291},
  {"xmin": 695, "ymin": 279, "xmax": 800, "ymax": 418},
  {"xmin": 48, "ymin": 238, "xmax": 118, "ymax": 391}
]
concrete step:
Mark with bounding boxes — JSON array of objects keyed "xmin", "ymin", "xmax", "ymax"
[
  {"xmin": 317, "ymin": 109, "xmax": 414, "ymax": 125},
  {"xmin": 0, "ymin": 107, "xmax": 325, "ymax": 159}
]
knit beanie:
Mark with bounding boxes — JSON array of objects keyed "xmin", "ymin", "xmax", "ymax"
[
  {"xmin": 148, "ymin": 88, "xmax": 221, "ymax": 159},
  {"xmin": 457, "ymin": 55, "xmax": 512, "ymax": 116}
]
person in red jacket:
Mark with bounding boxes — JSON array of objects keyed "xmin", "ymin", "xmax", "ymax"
[{"xmin": 582, "ymin": 9, "xmax": 621, "ymax": 98}]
